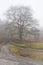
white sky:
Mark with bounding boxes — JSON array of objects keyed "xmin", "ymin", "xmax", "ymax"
[{"xmin": 0, "ymin": 0, "xmax": 43, "ymax": 27}]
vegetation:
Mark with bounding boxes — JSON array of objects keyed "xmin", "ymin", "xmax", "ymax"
[
  {"xmin": 30, "ymin": 43, "xmax": 43, "ymax": 49},
  {"xmin": 0, "ymin": 46, "xmax": 1, "ymax": 51},
  {"xmin": 9, "ymin": 45, "xmax": 20, "ymax": 55},
  {"xmin": 5, "ymin": 6, "xmax": 39, "ymax": 43},
  {"xmin": 0, "ymin": 6, "xmax": 42, "ymax": 62},
  {"xmin": 9, "ymin": 43, "xmax": 43, "ymax": 61},
  {"xmin": 13, "ymin": 42, "xmax": 43, "ymax": 49}
]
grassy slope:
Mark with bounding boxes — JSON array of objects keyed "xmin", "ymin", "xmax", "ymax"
[{"xmin": 9, "ymin": 42, "xmax": 43, "ymax": 61}]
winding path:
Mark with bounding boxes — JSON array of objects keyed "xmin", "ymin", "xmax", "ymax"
[{"xmin": 0, "ymin": 43, "xmax": 43, "ymax": 65}]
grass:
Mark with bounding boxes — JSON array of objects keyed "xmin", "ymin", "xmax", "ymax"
[
  {"xmin": 13, "ymin": 42, "xmax": 43, "ymax": 49},
  {"xmin": 9, "ymin": 45, "xmax": 20, "ymax": 55},
  {"xmin": 0, "ymin": 46, "xmax": 1, "ymax": 51},
  {"xmin": 30, "ymin": 42, "xmax": 43, "ymax": 49},
  {"xmin": 9, "ymin": 44, "xmax": 43, "ymax": 61},
  {"xmin": 15, "ymin": 43, "xmax": 30, "ymax": 48}
]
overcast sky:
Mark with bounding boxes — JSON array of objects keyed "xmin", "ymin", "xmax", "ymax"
[{"xmin": 0, "ymin": 0, "xmax": 43, "ymax": 27}]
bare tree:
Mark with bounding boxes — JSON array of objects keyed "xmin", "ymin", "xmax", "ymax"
[{"xmin": 5, "ymin": 6, "xmax": 39, "ymax": 42}]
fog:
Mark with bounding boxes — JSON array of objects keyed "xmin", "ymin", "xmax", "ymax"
[
  {"xmin": 0, "ymin": 0, "xmax": 43, "ymax": 27},
  {"xmin": 0, "ymin": 0, "xmax": 43, "ymax": 64}
]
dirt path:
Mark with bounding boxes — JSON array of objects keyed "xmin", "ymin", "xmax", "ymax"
[{"xmin": 0, "ymin": 44, "xmax": 43, "ymax": 65}]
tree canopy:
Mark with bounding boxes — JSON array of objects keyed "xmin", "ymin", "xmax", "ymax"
[{"xmin": 5, "ymin": 6, "xmax": 39, "ymax": 42}]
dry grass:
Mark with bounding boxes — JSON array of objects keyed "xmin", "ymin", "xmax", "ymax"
[
  {"xmin": 30, "ymin": 43, "xmax": 43, "ymax": 49},
  {"xmin": 9, "ymin": 44, "xmax": 43, "ymax": 61},
  {"xmin": 14, "ymin": 42, "xmax": 43, "ymax": 49},
  {"xmin": 15, "ymin": 43, "xmax": 30, "ymax": 48},
  {"xmin": 0, "ymin": 46, "xmax": 1, "ymax": 51},
  {"xmin": 9, "ymin": 45, "xmax": 20, "ymax": 55}
]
